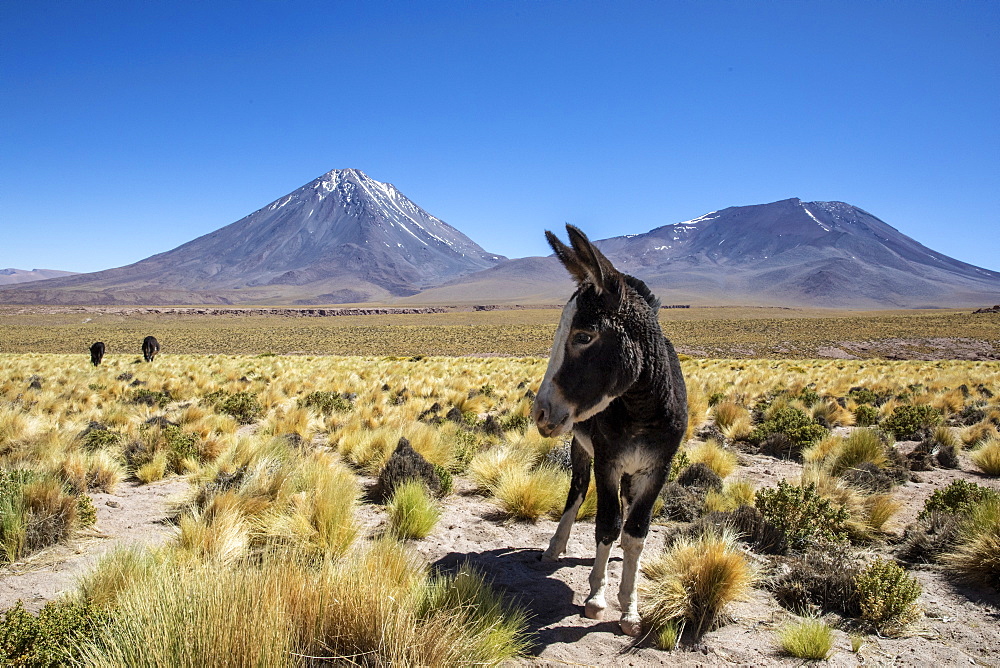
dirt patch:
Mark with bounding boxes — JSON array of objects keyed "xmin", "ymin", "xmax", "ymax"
[{"xmin": 0, "ymin": 478, "xmax": 188, "ymax": 613}]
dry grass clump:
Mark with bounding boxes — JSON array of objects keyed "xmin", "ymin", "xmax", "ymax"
[
  {"xmin": 467, "ymin": 444, "xmax": 536, "ymax": 492},
  {"xmin": 962, "ymin": 420, "xmax": 999, "ymax": 448},
  {"xmin": 712, "ymin": 401, "xmax": 749, "ymax": 431},
  {"xmin": 830, "ymin": 428, "xmax": 889, "ymax": 474},
  {"xmin": 941, "ymin": 497, "xmax": 1000, "ymax": 588},
  {"xmin": 183, "ymin": 445, "xmax": 360, "ymax": 559},
  {"xmin": 778, "ymin": 617, "xmax": 834, "ymax": 660},
  {"xmin": 76, "ymin": 546, "xmax": 164, "ymax": 609},
  {"xmin": 686, "ymin": 439, "xmax": 738, "ymax": 479},
  {"xmin": 491, "ymin": 466, "xmax": 569, "ymax": 521},
  {"xmin": 703, "ymin": 479, "xmax": 755, "ymax": 513},
  {"xmin": 387, "ymin": 480, "xmax": 441, "ymax": 539},
  {"xmin": 970, "ymin": 436, "xmax": 1000, "ymax": 476},
  {"xmin": 75, "ymin": 541, "xmax": 529, "ymax": 666},
  {"xmin": 640, "ymin": 528, "xmax": 755, "ymax": 639}
]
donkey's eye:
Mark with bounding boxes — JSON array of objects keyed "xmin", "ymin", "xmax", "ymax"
[{"xmin": 572, "ymin": 332, "xmax": 594, "ymax": 345}]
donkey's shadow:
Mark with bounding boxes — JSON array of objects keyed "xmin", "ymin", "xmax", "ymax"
[{"xmin": 431, "ymin": 547, "xmax": 625, "ymax": 652}]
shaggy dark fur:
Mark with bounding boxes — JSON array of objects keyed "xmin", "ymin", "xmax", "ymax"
[
  {"xmin": 142, "ymin": 336, "xmax": 160, "ymax": 363},
  {"xmin": 533, "ymin": 224, "xmax": 688, "ymax": 636},
  {"xmin": 90, "ymin": 341, "xmax": 105, "ymax": 366}
]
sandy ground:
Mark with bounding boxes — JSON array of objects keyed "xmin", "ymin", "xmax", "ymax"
[
  {"xmin": 2, "ymin": 453, "xmax": 999, "ymax": 666},
  {"xmin": 0, "ymin": 478, "xmax": 188, "ymax": 613}
]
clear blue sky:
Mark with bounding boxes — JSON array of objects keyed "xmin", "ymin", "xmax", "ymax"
[{"xmin": 2, "ymin": 0, "xmax": 998, "ymax": 273}]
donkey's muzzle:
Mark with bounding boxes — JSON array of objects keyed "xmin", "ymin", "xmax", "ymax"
[{"xmin": 532, "ymin": 391, "xmax": 572, "ymax": 438}]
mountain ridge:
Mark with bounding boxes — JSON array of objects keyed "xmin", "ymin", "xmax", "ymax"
[{"xmin": 2, "ymin": 174, "xmax": 997, "ymax": 308}]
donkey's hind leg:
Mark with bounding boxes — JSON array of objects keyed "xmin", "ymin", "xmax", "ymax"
[
  {"xmin": 542, "ymin": 437, "xmax": 592, "ymax": 561},
  {"xmin": 617, "ymin": 469, "xmax": 667, "ymax": 637}
]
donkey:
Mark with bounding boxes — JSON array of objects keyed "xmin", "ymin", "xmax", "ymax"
[
  {"xmin": 90, "ymin": 341, "xmax": 105, "ymax": 366},
  {"xmin": 142, "ymin": 336, "xmax": 160, "ymax": 363},
  {"xmin": 532, "ymin": 224, "xmax": 687, "ymax": 637}
]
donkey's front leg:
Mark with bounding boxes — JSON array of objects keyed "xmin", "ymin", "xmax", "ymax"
[
  {"xmin": 585, "ymin": 464, "xmax": 622, "ymax": 620},
  {"xmin": 617, "ymin": 471, "xmax": 666, "ymax": 637},
  {"xmin": 617, "ymin": 532, "xmax": 645, "ymax": 636},
  {"xmin": 543, "ymin": 438, "xmax": 592, "ymax": 561}
]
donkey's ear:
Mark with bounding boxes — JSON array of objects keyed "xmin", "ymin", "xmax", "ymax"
[
  {"xmin": 546, "ymin": 229, "xmax": 591, "ymax": 284},
  {"xmin": 565, "ymin": 224, "xmax": 619, "ymax": 294}
]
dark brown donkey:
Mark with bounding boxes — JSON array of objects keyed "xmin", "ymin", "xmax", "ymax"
[{"xmin": 533, "ymin": 224, "xmax": 687, "ymax": 636}]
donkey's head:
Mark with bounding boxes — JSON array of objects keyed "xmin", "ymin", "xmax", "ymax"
[{"xmin": 533, "ymin": 225, "xmax": 660, "ymax": 437}]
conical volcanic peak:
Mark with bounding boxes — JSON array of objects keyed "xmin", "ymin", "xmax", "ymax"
[{"xmin": 0, "ymin": 169, "xmax": 505, "ymax": 305}]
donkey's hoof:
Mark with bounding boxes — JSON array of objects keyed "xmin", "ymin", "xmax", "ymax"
[
  {"xmin": 584, "ymin": 600, "xmax": 606, "ymax": 620},
  {"xmin": 540, "ymin": 550, "xmax": 561, "ymax": 562},
  {"xmin": 619, "ymin": 617, "xmax": 642, "ymax": 637}
]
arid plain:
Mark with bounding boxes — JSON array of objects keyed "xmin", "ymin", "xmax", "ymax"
[{"xmin": 1, "ymin": 305, "xmax": 999, "ymax": 666}]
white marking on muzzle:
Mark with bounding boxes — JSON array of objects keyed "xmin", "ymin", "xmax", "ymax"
[{"xmin": 533, "ymin": 295, "xmax": 577, "ymax": 436}]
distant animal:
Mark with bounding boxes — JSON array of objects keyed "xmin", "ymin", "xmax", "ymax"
[
  {"xmin": 89, "ymin": 341, "xmax": 106, "ymax": 366},
  {"xmin": 142, "ymin": 336, "xmax": 160, "ymax": 363},
  {"xmin": 532, "ymin": 225, "xmax": 688, "ymax": 637}
]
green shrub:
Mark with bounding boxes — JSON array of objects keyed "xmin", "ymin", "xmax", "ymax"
[
  {"xmin": 748, "ymin": 407, "xmax": 828, "ymax": 453},
  {"xmin": 130, "ymin": 389, "xmax": 171, "ymax": 408},
  {"xmin": 918, "ymin": 479, "xmax": 1000, "ymax": 520},
  {"xmin": 215, "ymin": 392, "xmax": 262, "ymax": 424},
  {"xmin": 779, "ymin": 617, "xmax": 833, "ymax": 660},
  {"xmin": 0, "ymin": 600, "xmax": 106, "ymax": 667},
  {"xmin": 755, "ymin": 481, "xmax": 849, "ymax": 550},
  {"xmin": 797, "ymin": 388, "xmax": 821, "ymax": 408},
  {"xmin": 667, "ymin": 450, "xmax": 691, "ymax": 483},
  {"xmin": 298, "ymin": 391, "xmax": 353, "ymax": 414},
  {"xmin": 81, "ymin": 426, "xmax": 124, "ymax": 451},
  {"xmin": 883, "ymin": 405, "xmax": 942, "ymax": 441},
  {"xmin": 499, "ymin": 413, "xmax": 531, "ymax": 433},
  {"xmin": 848, "ymin": 387, "xmax": 883, "ymax": 405},
  {"xmin": 854, "ymin": 404, "xmax": 879, "ymax": 427},
  {"xmin": 855, "ymin": 558, "xmax": 921, "ymax": 633},
  {"xmin": 163, "ymin": 426, "xmax": 199, "ymax": 469},
  {"xmin": 76, "ymin": 495, "xmax": 97, "ymax": 528},
  {"xmin": 432, "ymin": 465, "xmax": 453, "ymax": 496}
]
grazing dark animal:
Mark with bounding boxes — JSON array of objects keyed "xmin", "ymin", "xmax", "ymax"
[
  {"xmin": 90, "ymin": 341, "xmax": 106, "ymax": 366},
  {"xmin": 532, "ymin": 224, "xmax": 688, "ymax": 637},
  {"xmin": 142, "ymin": 336, "xmax": 160, "ymax": 363}
]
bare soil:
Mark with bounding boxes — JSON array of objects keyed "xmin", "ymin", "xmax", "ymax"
[{"xmin": 2, "ymin": 454, "xmax": 999, "ymax": 666}]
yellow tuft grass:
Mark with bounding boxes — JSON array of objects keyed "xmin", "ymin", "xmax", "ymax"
[
  {"xmin": 970, "ymin": 437, "xmax": 1000, "ymax": 476},
  {"xmin": 687, "ymin": 439, "xmax": 738, "ymax": 479},
  {"xmin": 467, "ymin": 444, "xmax": 535, "ymax": 492},
  {"xmin": 491, "ymin": 466, "xmax": 569, "ymax": 521},
  {"xmin": 640, "ymin": 528, "xmax": 756, "ymax": 638},
  {"xmin": 778, "ymin": 617, "xmax": 833, "ymax": 660},
  {"xmin": 387, "ymin": 480, "xmax": 442, "ymax": 540}
]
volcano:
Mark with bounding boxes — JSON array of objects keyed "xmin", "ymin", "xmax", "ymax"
[{"xmin": 0, "ymin": 169, "xmax": 504, "ymax": 305}]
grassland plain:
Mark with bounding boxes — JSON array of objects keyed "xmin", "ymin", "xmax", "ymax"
[
  {"xmin": 2, "ymin": 349, "xmax": 1000, "ymax": 665},
  {"xmin": 1, "ymin": 306, "xmax": 997, "ymax": 358}
]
